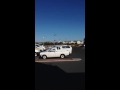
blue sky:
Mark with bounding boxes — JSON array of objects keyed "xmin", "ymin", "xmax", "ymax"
[{"xmin": 35, "ymin": 0, "xmax": 85, "ymax": 42}]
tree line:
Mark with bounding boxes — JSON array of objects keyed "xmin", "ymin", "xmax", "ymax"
[{"xmin": 36, "ymin": 42, "xmax": 79, "ymax": 45}]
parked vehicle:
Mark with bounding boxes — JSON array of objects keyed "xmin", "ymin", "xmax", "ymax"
[
  {"xmin": 40, "ymin": 47, "xmax": 70, "ymax": 59},
  {"xmin": 41, "ymin": 45, "xmax": 46, "ymax": 50},
  {"xmin": 60, "ymin": 45, "xmax": 72, "ymax": 54},
  {"xmin": 81, "ymin": 44, "xmax": 85, "ymax": 47},
  {"xmin": 48, "ymin": 45, "xmax": 72, "ymax": 54},
  {"xmin": 48, "ymin": 45, "xmax": 56, "ymax": 49},
  {"xmin": 35, "ymin": 44, "xmax": 46, "ymax": 51},
  {"xmin": 35, "ymin": 47, "xmax": 40, "ymax": 56}
]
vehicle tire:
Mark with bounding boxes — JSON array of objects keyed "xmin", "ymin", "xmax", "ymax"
[
  {"xmin": 40, "ymin": 50, "xmax": 42, "ymax": 52},
  {"xmin": 42, "ymin": 55, "xmax": 47, "ymax": 59},
  {"xmin": 35, "ymin": 53, "xmax": 37, "ymax": 56},
  {"xmin": 60, "ymin": 54, "xmax": 65, "ymax": 58}
]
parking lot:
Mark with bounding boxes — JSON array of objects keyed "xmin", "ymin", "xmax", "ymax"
[
  {"xmin": 35, "ymin": 47, "xmax": 85, "ymax": 90},
  {"xmin": 35, "ymin": 47, "xmax": 85, "ymax": 72}
]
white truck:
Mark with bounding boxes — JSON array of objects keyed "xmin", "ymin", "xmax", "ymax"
[
  {"xmin": 35, "ymin": 49, "xmax": 39, "ymax": 56},
  {"xmin": 35, "ymin": 44, "xmax": 46, "ymax": 51},
  {"xmin": 48, "ymin": 45, "xmax": 72, "ymax": 54},
  {"xmin": 35, "ymin": 46, "xmax": 40, "ymax": 56},
  {"xmin": 60, "ymin": 45, "xmax": 72, "ymax": 54},
  {"xmin": 39, "ymin": 47, "xmax": 70, "ymax": 59}
]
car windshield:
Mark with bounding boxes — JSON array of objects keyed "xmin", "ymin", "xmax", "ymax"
[{"xmin": 45, "ymin": 48, "xmax": 51, "ymax": 51}]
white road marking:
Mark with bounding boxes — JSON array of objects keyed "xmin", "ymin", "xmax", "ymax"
[{"xmin": 35, "ymin": 58, "xmax": 82, "ymax": 62}]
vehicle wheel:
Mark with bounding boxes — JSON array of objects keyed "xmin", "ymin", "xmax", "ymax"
[
  {"xmin": 35, "ymin": 53, "xmax": 37, "ymax": 56},
  {"xmin": 60, "ymin": 54, "xmax": 65, "ymax": 58},
  {"xmin": 42, "ymin": 55, "xmax": 47, "ymax": 59}
]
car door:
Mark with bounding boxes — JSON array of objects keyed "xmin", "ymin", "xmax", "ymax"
[
  {"xmin": 47, "ymin": 49, "xmax": 56, "ymax": 57},
  {"xmin": 55, "ymin": 47, "xmax": 61, "ymax": 57}
]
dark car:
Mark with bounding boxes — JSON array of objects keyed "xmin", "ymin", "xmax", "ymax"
[{"xmin": 81, "ymin": 44, "xmax": 85, "ymax": 47}]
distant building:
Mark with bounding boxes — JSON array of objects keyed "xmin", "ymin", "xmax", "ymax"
[
  {"xmin": 56, "ymin": 40, "xmax": 84, "ymax": 44},
  {"xmin": 77, "ymin": 41, "xmax": 83, "ymax": 44},
  {"xmin": 71, "ymin": 40, "xmax": 84, "ymax": 44},
  {"xmin": 58, "ymin": 40, "xmax": 62, "ymax": 43},
  {"xmin": 63, "ymin": 41, "xmax": 67, "ymax": 44},
  {"xmin": 76, "ymin": 41, "xmax": 80, "ymax": 44},
  {"xmin": 35, "ymin": 42, "xmax": 43, "ymax": 45},
  {"xmin": 69, "ymin": 41, "xmax": 76, "ymax": 44}
]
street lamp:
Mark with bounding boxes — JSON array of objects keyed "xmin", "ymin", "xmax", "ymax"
[
  {"xmin": 43, "ymin": 37, "xmax": 44, "ymax": 45},
  {"xmin": 54, "ymin": 34, "xmax": 56, "ymax": 45}
]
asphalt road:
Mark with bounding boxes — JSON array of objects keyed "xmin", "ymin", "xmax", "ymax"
[
  {"xmin": 35, "ymin": 47, "xmax": 85, "ymax": 90},
  {"xmin": 35, "ymin": 47, "xmax": 85, "ymax": 73}
]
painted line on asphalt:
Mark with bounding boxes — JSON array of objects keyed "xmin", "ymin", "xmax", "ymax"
[{"xmin": 35, "ymin": 58, "xmax": 82, "ymax": 62}]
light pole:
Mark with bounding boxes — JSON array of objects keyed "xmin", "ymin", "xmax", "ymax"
[
  {"xmin": 65, "ymin": 38, "xmax": 66, "ymax": 44},
  {"xmin": 54, "ymin": 34, "xmax": 56, "ymax": 45},
  {"xmin": 59, "ymin": 39, "xmax": 60, "ymax": 43},
  {"xmin": 43, "ymin": 37, "xmax": 44, "ymax": 45}
]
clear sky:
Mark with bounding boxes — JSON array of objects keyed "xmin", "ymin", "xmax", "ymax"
[{"xmin": 35, "ymin": 0, "xmax": 85, "ymax": 42}]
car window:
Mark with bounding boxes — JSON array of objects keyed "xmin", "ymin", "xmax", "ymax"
[
  {"xmin": 51, "ymin": 49, "xmax": 55, "ymax": 51},
  {"xmin": 66, "ymin": 46, "xmax": 70, "ymax": 48},
  {"xmin": 36, "ymin": 45, "xmax": 39, "ymax": 47},
  {"xmin": 57, "ymin": 47, "xmax": 60, "ymax": 50},
  {"xmin": 62, "ymin": 46, "xmax": 66, "ymax": 48},
  {"xmin": 50, "ymin": 49, "xmax": 55, "ymax": 52}
]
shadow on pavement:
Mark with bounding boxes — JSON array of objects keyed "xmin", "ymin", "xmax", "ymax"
[{"xmin": 35, "ymin": 62, "xmax": 85, "ymax": 90}]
